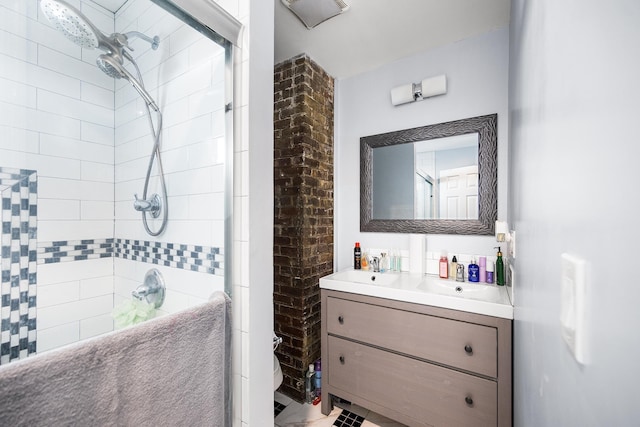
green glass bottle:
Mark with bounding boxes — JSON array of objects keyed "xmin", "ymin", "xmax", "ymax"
[{"xmin": 495, "ymin": 246, "xmax": 505, "ymax": 286}]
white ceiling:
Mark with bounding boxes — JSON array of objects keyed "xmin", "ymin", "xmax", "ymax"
[
  {"xmin": 275, "ymin": 0, "xmax": 510, "ymax": 79},
  {"xmin": 91, "ymin": 0, "xmax": 511, "ymax": 79}
]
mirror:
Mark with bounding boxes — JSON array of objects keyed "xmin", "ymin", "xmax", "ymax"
[{"xmin": 361, "ymin": 114, "xmax": 497, "ymax": 235}]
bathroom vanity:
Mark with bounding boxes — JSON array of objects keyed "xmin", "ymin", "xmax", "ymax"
[{"xmin": 320, "ymin": 271, "xmax": 513, "ymax": 427}]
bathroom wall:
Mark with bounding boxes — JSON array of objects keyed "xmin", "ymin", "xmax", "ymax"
[
  {"xmin": 509, "ymin": 1, "xmax": 640, "ymax": 425},
  {"xmin": 334, "ymin": 28, "xmax": 509, "ymax": 270},
  {"xmin": 0, "ymin": 0, "xmax": 116, "ymax": 353}
]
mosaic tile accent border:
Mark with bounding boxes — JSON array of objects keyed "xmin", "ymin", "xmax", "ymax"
[
  {"xmin": 0, "ymin": 167, "xmax": 37, "ymax": 365},
  {"xmin": 38, "ymin": 239, "xmax": 114, "ymax": 264},
  {"xmin": 37, "ymin": 238, "xmax": 223, "ymax": 277},
  {"xmin": 114, "ymin": 239, "xmax": 223, "ymax": 276}
]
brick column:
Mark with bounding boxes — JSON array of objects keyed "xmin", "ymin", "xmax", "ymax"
[{"xmin": 273, "ymin": 54, "xmax": 334, "ymax": 402}]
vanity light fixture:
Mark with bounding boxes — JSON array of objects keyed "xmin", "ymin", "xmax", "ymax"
[
  {"xmin": 390, "ymin": 75, "xmax": 447, "ymax": 106},
  {"xmin": 281, "ymin": 0, "xmax": 350, "ymax": 29}
]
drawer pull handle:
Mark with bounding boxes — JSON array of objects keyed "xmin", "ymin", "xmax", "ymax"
[
  {"xmin": 465, "ymin": 396, "xmax": 474, "ymax": 406},
  {"xmin": 338, "ymin": 315, "xmax": 344, "ymax": 324},
  {"xmin": 339, "ymin": 355, "xmax": 345, "ymax": 364},
  {"xmin": 464, "ymin": 345, "xmax": 473, "ymax": 354}
]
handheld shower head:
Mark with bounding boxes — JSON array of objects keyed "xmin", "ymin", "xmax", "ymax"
[
  {"xmin": 97, "ymin": 54, "xmax": 159, "ymax": 112},
  {"xmin": 40, "ymin": 0, "xmax": 105, "ymax": 49}
]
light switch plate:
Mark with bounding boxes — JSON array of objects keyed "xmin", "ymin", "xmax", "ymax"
[{"xmin": 560, "ymin": 253, "xmax": 587, "ymax": 364}]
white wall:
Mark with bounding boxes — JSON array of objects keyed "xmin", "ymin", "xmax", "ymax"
[
  {"xmin": 0, "ymin": 0, "xmax": 116, "ymax": 352},
  {"xmin": 509, "ymin": 1, "xmax": 640, "ymax": 425},
  {"xmin": 335, "ymin": 28, "xmax": 509, "ymax": 271}
]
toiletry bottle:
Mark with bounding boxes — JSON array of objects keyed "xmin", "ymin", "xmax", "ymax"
[
  {"xmin": 486, "ymin": 260, "xmax": 494, "ymax": 283},
  {"xmin": 380, "ymin": 253, "xmax": 389, "ymax": 272},
  {"xmin": 361, "ymin": 251, "xmax": 369, "ymax": 271},
  {"xmin": 305, "ymin": 364, "xmax": 315, "ymax": 404},
  {"xmin": 479, "ymin": 256, "xmax": 487, "ymax": 282},
  {"xmin": 456, "ymin": 263, "xmax": 465, "ymax": 282},
  {"xmin": 468, "ymin": 258, "xmax": 479, "ymax": 282},
  {"xmin": 450, "ymin": 255, "xmax": 458, "ymax": 280},
  {"xmin": 439, "ymin": 253, "xmax": 448, "ymax": 279},
  {"xmin": 389, "ymin": 249, "xmax": 396, "ymax": 272},
  {"xmin": 354, "ymin": 242, "xmax": 361, "ymax": 270},
  {"xmin": 314, "ymin": 359, "xmax": 322, "ymax": 397},
  {"xmin": 495, "ymin": 247, "xmax": 505, "ymax": 286}
]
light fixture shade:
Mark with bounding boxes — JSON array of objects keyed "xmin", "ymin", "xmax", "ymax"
[
  {"xmin": 421, "ymin": 75, "xmax": 447, "ymax": 99},
  {"xmin": 390, "ymin": 84, "xmax": 416, "ymax": 106},
  {"xmin": 281, "ymin": 0, "xmax": 350, "ymax": 29}
]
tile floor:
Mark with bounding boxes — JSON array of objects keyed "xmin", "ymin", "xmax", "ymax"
[{"xmin": 274, "ymin": 392, "xmax": 407, "ymax": 427}]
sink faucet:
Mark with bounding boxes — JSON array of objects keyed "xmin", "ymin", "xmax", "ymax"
[{"xmin": 371, "ymin": 257, "xmax": 380, "ymax": 273}]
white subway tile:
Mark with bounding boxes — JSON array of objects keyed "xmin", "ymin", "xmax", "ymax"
[
  {"xmin": 114, "ymin": 156, "xmax": 149, "ymax": 182},
  {"xmin": 38, "ymin": 281, "xmax": 80, "ymax": 307},
  {"xmin": 2, "ymin": 0, "xmax": 38, "ymax": 18},
  {"xmin": 188, "ymin": 37, "xmax": 224, "ymax": 69},
  {"xmin": 189, "ymin": 193, "xmax": 224, "ymax": 221},
  {"xmin": 81, "ymin": 180, "xmax": 113, "ymax": 201},
  {"xmin": 37, "ymin": 89, "xmax": 113, "ymax": 127},
  {"xmin": 40, "ymin": 133, "xmax": 114, "ymax": 164},
  {"xmin": 81, "ymin": 160, "xmax": 114, "ymax": 183},
  {"xmin": 81, "ymin": 121, "xmax": 114, "ymax": 146},
  {"xmin": 188, "ymin": 138, "xmax": 225, "ymax": 169},
  {"xmin": 0, "ymin": 78, "xmax": 37, "ymax": 108},
  {"xmin": 81, "ymin": 200, "xmax": 114, "ymax": 220},
  {"xmin": 38, "ymin": 199, "xmax": 81, "ymax": 220},
  {"xmin": 188, "ymin": 82, "xmax": 224, "ymax": 118},
  {"xmin": 165, "ymin": 113, "xmax": 212, "ymax": 150},
  {"xmin": 37, "ymin": 322, "xmax": 79, "ymax": 353},
  {"xmin": 80, "ymin": 276, "xmax": 114, "ymax": 299},
  {"xmin": 38, "ymin": 220, "xmax": 114, "ymax": 241},
  {"xmin": 38, "ymin": 45, "xmax": 113, "ymax": 91},
  {"xmin": 114, "ymin": 134, "xmax": 149, "ymax": 164},
  {"xmin": 161, "ymin": 146, "xmax": 189, "ymax": 175},
  {"xmin": 0, "ymin": 126, "xmax": 39, "ymax": 153},
  {"xmin": 81, "ymin": 81, "xmax": 114, "ymax": 109},
  {"xmin": 160, "ymin": 60, "xmax": 212, "ymax": 105},
  {"xmin": 80, "ymin": 314, "xmax": 114, "ymax": 340},
  {"xmin": 38, "ymin": 258, "xmax": 113, "ymax": 286},
  {"xmin": 39, "ymin": 177, "xmax": 82, "ymax": 200},
  {"xmin": 0, "ymin": 102, "xmax": 81, "ymax": 139},
  {"xmin": 0, "ymin": 29, "xmax": 38, "ymax": 64},
  {"xmin": 0, "ymin": 150, "xmax": 81, "ymax": 179},
  {"xmin": 38, "ymin": 294, "xmax": 113, "ymax": 329}
]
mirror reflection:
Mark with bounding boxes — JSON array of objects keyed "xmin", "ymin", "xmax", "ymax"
[{"xmin": 373, "ymin": 134, "xmax": 479, "ymax": 220}]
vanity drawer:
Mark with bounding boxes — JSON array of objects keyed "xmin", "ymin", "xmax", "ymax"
[
  {"xmin": 326, "ymin": 296, "xmax": 497, "ymax": 378},
  {"xmin": 327, "ymin": 336, "xmax": 497, "ymax": 427}
]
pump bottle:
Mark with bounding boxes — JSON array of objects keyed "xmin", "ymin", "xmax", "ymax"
[{"xmin": 495, "ymin": 247, "xmax": 505, "ymax": 286}]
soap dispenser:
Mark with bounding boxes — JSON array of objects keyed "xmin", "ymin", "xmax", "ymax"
[{"xmin": 495, "ymin": 247, "xmax": 505, "ymax": 286}]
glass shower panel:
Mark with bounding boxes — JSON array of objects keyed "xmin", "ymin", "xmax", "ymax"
[{"xmin": 0, "ymin": 0, "xmax": 229, "ymax": 361}]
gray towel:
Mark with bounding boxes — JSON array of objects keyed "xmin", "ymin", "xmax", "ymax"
[{"xmin": 0, "ymin": 291, "xmax": 231, "ymax": 427}]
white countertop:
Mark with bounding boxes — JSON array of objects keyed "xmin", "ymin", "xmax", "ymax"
[{"xmin": 319, "ymin": 269, "xmax": 514, "ymax": 319}]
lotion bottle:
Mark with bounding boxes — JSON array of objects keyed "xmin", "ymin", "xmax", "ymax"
[
  {"xmin": 450, "ymin": 256, "xmax": 458, "ymax": 280},
  {"xmin": 439, "ymin": 253, "xmax": 448, "ymax": 279},
  {"xmin": 478, "ymin": 256, "xmax": 487, "ymax": 282},
  {"xmin": 486, "ymin": 260, "xmax": 494, "ymax": 284}
]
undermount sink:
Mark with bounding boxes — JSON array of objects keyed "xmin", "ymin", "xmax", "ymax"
[
  {"xmin": 325, "ymin": 269, "xmax": 399, "ymax": 287},
  {"xmin": 319, "ymin": 269, "xmax": 513, "ymax": 319},
  {"xmin": 419, "ymin": 277, "xmax": 504, "ymax": 303}
]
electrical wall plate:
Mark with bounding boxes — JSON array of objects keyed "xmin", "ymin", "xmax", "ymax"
[{"xmin": 560, "ymin": 253, "xmax": 587, "ymax": 365}]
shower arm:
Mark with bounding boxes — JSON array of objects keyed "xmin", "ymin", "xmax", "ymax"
[{"xmin": 122, "ymin": 31, "xmax": 160, "ymax": 50}]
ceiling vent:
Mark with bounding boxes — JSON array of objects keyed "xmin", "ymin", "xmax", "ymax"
[{"xmin": 281, "ymin": 0, "xmax": 350, "ymax": 29}]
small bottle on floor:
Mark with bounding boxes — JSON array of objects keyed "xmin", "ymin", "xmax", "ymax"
[{"xmin": 305, "ymin": 364, "xmax": 315, "ymax": 404}]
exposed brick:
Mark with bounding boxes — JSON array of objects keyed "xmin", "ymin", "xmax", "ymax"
[{"xmin": 274, "ymin": 54, "xmax": 334, "ymax": 402}]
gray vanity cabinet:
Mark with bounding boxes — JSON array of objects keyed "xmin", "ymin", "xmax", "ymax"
[{"xmin": 320, "ymin": 290, "xmax": 512, "ymax": 427}]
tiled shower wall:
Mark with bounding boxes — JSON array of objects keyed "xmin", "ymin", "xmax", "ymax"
[{"xmin": 0, "ymin": 0, "xmax": 226, "ymax": 355}]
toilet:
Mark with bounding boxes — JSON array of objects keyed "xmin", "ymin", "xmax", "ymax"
[{"xmin": 273, "ymin": 333, "xmax": 283, "ymax": 391}]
